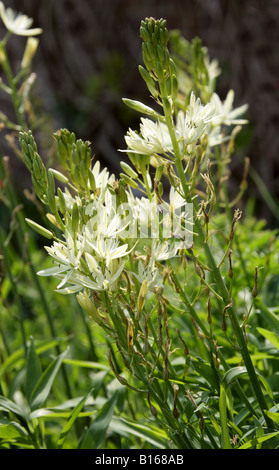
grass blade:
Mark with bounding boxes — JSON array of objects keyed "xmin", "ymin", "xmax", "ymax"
[
  {"xmin": 57, "ymin": 389, "xmax": 93, "ymax": 448},
  {"xmin": 80, "ymin": 390, "xmax": 118, "ymax": 449},
  {"xmin": 29, "ymin": 347, "xmax": 69, "ymax": 412},
  {"xmin": 219, "ymin": 384, "xmax": 232, "ymax": 449},
  {"xmin": 25, "ymin": 337, "xmax": 42, "ymax": 404}
]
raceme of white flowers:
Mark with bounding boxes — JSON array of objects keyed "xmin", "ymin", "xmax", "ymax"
[
  {"xmin": 37, "ymin": 160, "xmax": 192, "ymax": 298},
  {"xmin": 122, "ymin": 90, "xmax": 248, "ymax": 157},
  {"xmin": 36, "ymin": 87, "xmax": 247, "ymax": 303}
]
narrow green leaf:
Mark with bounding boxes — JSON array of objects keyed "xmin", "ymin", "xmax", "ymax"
[
  {"xmin": 222, "ymin": 367, "xmax": 248, "ymax": 386},
  {"xmin": 25, "ymin": 337, "xmax": 42, "ymax": 404},
  {"xmin": 29, "ymin": 347, "xmax": 69, "ymax": 412},
  {"xmin": 109, "ymin": 416, "xmax": 168, "ymax": 449},
  {"xmin": 257, "ymin": 327, "xmax": 279, "ymax": 350},
  {"xmin": 222, "ymin": 365, "xmax": 273, "ymax": 399},
  {"xmin": 219, "ymin": 384, "xmax": 232, "ymax": 449},
  {"xmin": 265, "ymin": 410, "xmax": 279, "ymax": 425},
  {"xmin": 238, "ymin": 431, "xmax": 279, "ymax": 449},
  {"xmin": 80, "ymin": 391, "xmax": 118, "ymax": 449},
  {"xmin": 256, "ymin": 299, "xmax": 279, "ymax": 334},
  {"xmin": 0, "ymin": 338, "xmax": 61, "ymax": 380},
  {"xmin": 29, "ymin": 408, "xmax": 95, "ymax": 420},
  {"xmin": 0, "ymin": 396, "xmax": 27, "ymax": 420},
  {"xmin": 63, "ymin": 358, "xmax": 109, "ymax": 371},
  {"xmin": 0, "ymin": 421, "xmax": 28, "ymax": 440},
  {"xmin": 187, "ymin": 356, "xmax": 219, "ymax": 390},
  {"xmin": 57, "ymin": 389, "xmax": 93, "ymax": 448}
]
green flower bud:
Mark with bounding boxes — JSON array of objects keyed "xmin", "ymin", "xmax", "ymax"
[
  {"xmin": 31, "ymin": 175, "xmax": 44, "ymax": 199},
  {"xmin": 171, "ymin": 74, "xmax": 179, "ymax": 100},
  {"xmin": 25, "ymin": 218, "xmax": 53, "ymax": 239},
  {"xmin": 53, "ymin": 128, "xmax": 76, "ymax": 169},
  {"xmin": 120, "ymin": 161, "xmax": 138, "ymax": 179},
  {"xmin": 156, "ymin": 61, "xmax": 164, "ymax": 82},
  {"xmin": 166, "ymin": 75, "xmax": 172, "ymax": 96},
  {"xmin": 57, "ymin": 187, "xmax": 66, "ymax": 214},
  {"xmin": 49, "ymin": 168, "xmax": 69, "ymax": 184},
  {"xmin": 72, "ymin": 163, "xmax": 81, "ymax": 187},
  {"xmin": 142, "ymin": 42, "xmax": 152, "ymax": 64},
  {"xmin": 88, "ymin": 170, "xmax": 96, "ymax": 191},
  {"xmin": 47, "ymin": 168, "xmax": 55, "ymax": 194},
  {"xmin": 79, "ymin": 160, "xmax": 88, "ymax": 188},
  {"xmin": 140, "ymin": 25, "xmax": 150, "ymax": 42},
  {"xmin": 21, "ymin": 37, "xmax": 39, "ymax": 69},
  {"xmin": 71, "ymin": 201, "xmax": 79, "ymax": 232},
  {"xmin": 146, "ymin": 41, "xmax": 155, "ymax": 61},
  {"xmin": 155, "ymin": 164, "xmax": 164, "ymax": 181},
  {"xmin": 32, "ymin": 155, "xmax": 41, "ymax": 180},
  {"xmin": 120, "ymin": 173, "xmax": 139, "ymax": 189},
  {"xmin": 158, "ymin": 181, "xmax": 163, "ymax": 198},
  {"xmin": 138, "ymin": 66, "xmax": 158, "ymax": 96},
  {"xmin": 146, "ymin": 17, "xmax": 155, "ymax": 35},
  {"xmin": 46, "ymin": 186, "xmax": 57, "ymax": 214},
  {"xmin": 156, "ymin": 43, "xmax": 165, "ymax": 63}
]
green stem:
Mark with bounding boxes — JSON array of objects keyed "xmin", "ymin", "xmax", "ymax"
[
  {"xmin": 0, "ymin": 43, "xmax": 76, "ymax": 402},
  {"xmin": 0, "ymin": 40, "xmax": 26, "ymax": 130},
  {"xmin": 0, "ymin": 228, "xmax": 28, "ymax": 355},
  {"xmin": 103, "ymin": 291, "xmax": 192, "ymax": 448},
  {"xmin": 159, "ymin": 83, "xmax": 271, "ymax": 427}
]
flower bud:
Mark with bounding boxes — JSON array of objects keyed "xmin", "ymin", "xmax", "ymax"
[
  {"xmin": 71, "ymin": 201, "xmax": 79, "ymax": 232},
  {"xmin": 171, "ymin": 74, "xmax": 179, "ymax": 100},
  {"xmin": 21, "ymin": 37, "xmax": 39, "ymax": 69},
  {"xmin": 137, "ymin": 279, "xmax": 148, "ymax": 312},
  {"xmin": 88, "ymin": 170, "xmax": 96, "ymax": 191},
  {"xmin": 139, "ymin": 65, "xmax": 159, "ymax": 96},
  {"xmin": 77, "ymin": 292, "xmax": 103, "ymax": 325},
  {"xmin": 49, "ymin": 168, "xmax": 68, "ymax": 184},
  {"xmin": 140, "ymin": 25, "xmax": 150, "ymax": 42},
  {"xmin": 120, "ymin": 173, "xmax": 139, "ymax": 189},
  {"xmin": 126, "ymin": 318, "xmax": 134, "ymax": 349},
  {"xmin": 120, "ymin": 161, "xmax": 138, "ymax": 179},
  {"xmin": 57, "ymin": 187, "xmax": 66, "ymax": 214},
  {"xmin": 25, "ymin": 218, "xmax": 53, "ymax": 239}
]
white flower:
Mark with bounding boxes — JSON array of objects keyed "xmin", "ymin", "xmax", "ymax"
[
  {"xmin": 149, "ymin": 239, "xmax": 179, "ymax": 262},
  {"xmin": 205, "ymin": 57, "xmax": 221, "ymax": 88},
  {"xmin": 0, "ymin": 2, "xmax": 42, "ymax": 36},
  {"xmin": 176, "ymin": 92, "xmax": 216, "ymax": 146},
  {"xmin": 124, "ymin": 118, "xmax": 174, "ymax": 156},
  {"xmin": 85, "ymin": 252, "xmax": 126, "ymax": 291},
  {"xmin": 210, "ymin": 90, "xmax": 248, "ymax": 126},
  {"xmin": 37, "ymin": 230, "xmax": 85, "ymax": 292},
  {"xmin": 132, "ymin": 260, "xmax": 162, "ymax": 289},
  {"xmin": 84, "ymin": 190, "xmax": 132, "ymax": 243},
  {"xmin": 206, "ymin": 124, "xmax": 229, "ymax": 147},
  {"xmin": 84, "ymin": 236, "xmax": 133, "ymax": 263},
  {"xmin": 90, "ymin": 160, "xmax": 115, "ymax": 200},
  {"xmin": 127, "ymin": 194, "xmax": 160, "ymax": 239}
]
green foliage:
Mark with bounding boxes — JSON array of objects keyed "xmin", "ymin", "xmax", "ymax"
[{"xmin": 1, "ymin": 7, "xmax": 279, "ymax": 450}]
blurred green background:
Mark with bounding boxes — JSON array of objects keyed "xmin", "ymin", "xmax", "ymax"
[{"xmin": 1, "ymin": 0, "xmax": 279, "ymax": 225}]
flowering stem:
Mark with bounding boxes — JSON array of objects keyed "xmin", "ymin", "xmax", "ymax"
[
  {"xmin": 157, "ymin": 79, "xmax": 272, "ymax": 427},
  {"xmin": 0, "ymin": 55, "xmax": 74, "ymax": 404},
  {"xmin": 0, "ymin": 228, "xmax": 28, "ymax": 355},
  {"xmin": 0, "ymin": 39, "xmax": 26, "ymax": 129}
]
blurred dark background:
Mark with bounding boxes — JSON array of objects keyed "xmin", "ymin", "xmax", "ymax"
[{"xmin": 1, "ymin": 0, "xmax": 279, "ymax": 225}]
